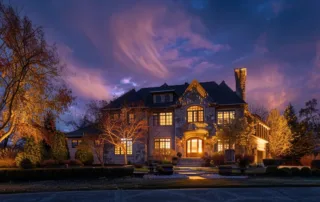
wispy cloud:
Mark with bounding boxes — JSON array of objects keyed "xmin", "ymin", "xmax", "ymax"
[
  {"xmin": 57, "ymin": 44, "xmax": 113, "ymax": 100},
  {"xmin": 111, "ymin": 1, "xmax": 229, "ymax": 79}
]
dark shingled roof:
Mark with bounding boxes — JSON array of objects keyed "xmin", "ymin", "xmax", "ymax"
[
  {"xmin": 65, "ymin": 125, "xmax": 102, "ymax": 138},
  {"xmin": 104, "ymin": 80, "xmax": 246, "ymax": 109}
]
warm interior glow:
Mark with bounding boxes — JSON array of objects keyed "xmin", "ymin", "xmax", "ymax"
[{"xmin": 189, "ymin": 176, "xmax": 205, "ymax": 180}]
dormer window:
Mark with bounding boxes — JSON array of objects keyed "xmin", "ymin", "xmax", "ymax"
[
  {"xmin": 164, "ymin": 94, "xmax": 170, "ymax": 102},
  {"xmin": 155, "ymin": 95, "xmax": 161, "ymax": 103}
]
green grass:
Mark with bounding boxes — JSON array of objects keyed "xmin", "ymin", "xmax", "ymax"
[{"xmin": 134, "ymin": 167, "xmax": 149, "ymax": 173}]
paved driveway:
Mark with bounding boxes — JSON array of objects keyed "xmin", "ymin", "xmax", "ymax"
[{"xmin": 1, "ymin": 187, "xmax": 319, "ymax": 202}]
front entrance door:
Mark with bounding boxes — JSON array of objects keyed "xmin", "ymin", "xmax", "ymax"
[{"xmin": 186, "ymin": 138, "xmax": 203, "ymax": 157}]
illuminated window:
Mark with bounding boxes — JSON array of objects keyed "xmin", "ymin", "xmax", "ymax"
[
  {"xmin": 128, "ymin": 113, "xmax": 134, "ymax": 123},
  {"xmin": 115, "ymin": 138, "xmax": 132, "ymax": 155},
  {"xmin": 153, "ymin": 112, "xmax": 172, "ymax": 126},
  {"xmin": 217, "ymin": 110, "xmax": 235, "ymax": 125},
  {"xmin": 71, "ymin": 139, "xmax": 82, "ymax": 148},
  {"xmin": 154, "ymin": 138, "xmax": 171, "ymax": 154},
  {"xmin": 187, "ymin": 106, "xmax": 204, "ymax": 123},
  {"xmin": 217, "ymin": 141, "xmax": 223, "ymax": 152}
]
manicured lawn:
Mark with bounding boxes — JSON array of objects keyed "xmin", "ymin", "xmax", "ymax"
[
  {"xmin": 1, "ymin": 176, "xmax": 320, "ymax": 194},
  {"xmin": 134, "ymin": 167, "xmax": 149, "ymax": 173}
]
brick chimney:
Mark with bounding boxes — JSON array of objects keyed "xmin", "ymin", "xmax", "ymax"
[{"xmin": 234, "ymin": 67, "xmax": 247, "ymax": 101}]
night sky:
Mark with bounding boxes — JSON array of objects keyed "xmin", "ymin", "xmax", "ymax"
[{"xmin": 9, "ymin": 0, "xmax": 320, "ymax": 131}]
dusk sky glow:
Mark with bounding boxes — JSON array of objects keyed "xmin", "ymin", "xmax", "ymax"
[{"xmin": 9, "ymin": 0, "xmax": 320, "ymax": 131}]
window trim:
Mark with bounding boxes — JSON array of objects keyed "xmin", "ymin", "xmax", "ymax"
[
  {"xmin": 187, "ymin": 106, "xmax": 204, "ymax": 123},
  {"xmin": 153, "ymin": 112, "xmax": 173, "ymax": 126},
  {"xmin": 115, "ymin": 138, "xmax": 133, "ymax": 155},
  {"xmin": 154, "ymin": 138, "xmax": 171, "ymax": 154},
  {"xmin": 217, "ymin": 110, "xmax": 235, "ymax": 125},
  {"xmin": 71, "ymin": 139, "xmax": 82, "ymax": 148}
]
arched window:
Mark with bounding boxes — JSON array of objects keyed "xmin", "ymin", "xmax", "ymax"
[{"xmin": 187, "ymin": 106, "xmax": 204, "ymax": 123}]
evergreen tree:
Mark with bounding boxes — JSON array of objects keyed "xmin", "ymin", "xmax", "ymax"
[
  {"xmin": 284, "ymin": 103, "xmax": 315, "ymax": 157},
  {"xmin": 51, "ymin": 132, "xmax": 69, "ymax": 161}
]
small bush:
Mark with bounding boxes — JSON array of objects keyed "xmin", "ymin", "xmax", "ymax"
[
  {"xmin": 0, "ymin": 148, "xmax": 19, "ymax": 159},
  {"xmin": 277, "ymin": 167, "xmax": 292, "ymax": 177},
  {"xmin": 300, "ymin": 167, "xmax": 312, "ymax": 177},
  {"xmin": 290, "ymin": 167, "xmax": 300, "ymax": 176},
  {"xmin": 172, "ymin": 157, "xmax": 178, "ymax": 165},
  {"xmin": 161, "ymin": 160, "xmax": 171, "ymax": 164},
  {"xmin": 75, "ymin": 149, "xmax": 94, "ymax": 165},
  {"xmin": 134, "ymin": 164, "xmax": 143, "ymax": 168},
  {"xmin": 263, "ymin": 159, "xmax": 283, "ymax": 166},
  {"xmin": 312, "ymin": 169, "xmax": 320, "ymax": 177},
  {"xmin": 20, "ymin": 158, "xmax": 34, "ymax": 169},
  {"xmin": 0, "ymin": 166, "xmax": 134, "ymax": 182},
  {"xmin": 203, "ymin": 153, "xmax": 224, "ymax": 167},
  {"xmin": 266, "ymin": 166, "xmax": 278, "ymax": 175},
  {"xmin": 156, "ymin": 164, "xmax": 173, "ymax": 175},
  {"xmin": 0, "ymin": 158, "xmax": 16, "ymax": 168},
  {"xmin": 152, "ymin": 149, "xmax": 176, "ymax": 162},
  {"xmin": 300, "ymin": 155, "xmax": 314, "ymax": 167},
  {"xmin": 40, "ymin": 159, "xmax": 59, "ymax": 168},
  {"xmin": 177, "ymin": 152, "xmax": 182, "ymax": 158},
  {"xmin": 311, "ymin": 160, "xmax": 320, "ymax": 169}
]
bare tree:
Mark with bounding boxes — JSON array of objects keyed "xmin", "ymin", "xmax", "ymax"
[
  {"xmin": 100, "ymin": 106, "xmax": 148, "ymax": 164},
  {"xmin": 83, "ymin": 134, "xmax": 109, "ymax": 167},
  {"xmin": 249, "ymin": 104, "xmax": 269, "ymax": 121},
  {"xmin": 0, "ymin": 3, "xmax": 73, "ymax": 142}
]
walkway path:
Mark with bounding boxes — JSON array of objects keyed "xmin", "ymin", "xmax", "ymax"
[{"xmin": 1, "ymin": 187, "xmax": 319, "ymax": 202}]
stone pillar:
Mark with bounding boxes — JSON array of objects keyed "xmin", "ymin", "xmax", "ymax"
[{"xmin": 234, "ymin": 68, "xmax": 247, "ymax": 101}]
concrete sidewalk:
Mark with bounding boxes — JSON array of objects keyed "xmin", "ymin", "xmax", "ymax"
[{"xmin": 1, "ymin": 187, "xmax": 320, "ymax": 202}]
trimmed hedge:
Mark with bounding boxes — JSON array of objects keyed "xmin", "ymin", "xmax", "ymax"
[
  {"xmin": 300, "ymin": 167, "xmax": 312, "ymax": 177},
  {"xmin": 0, "ymin": 166, "xmax": 134, "ymax": 182},
  {"xmin": 263, "ymin": 159, "xmax": 283, "ymax": 166},
  {"xmin": 156, "ymin": 164, "xmax": 173, "ymax": 175},
  {"xmin": 311, "ymin": 160, "xmax": 320, "ymax": 169}
]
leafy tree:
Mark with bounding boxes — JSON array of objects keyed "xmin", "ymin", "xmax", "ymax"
[
  {"xmin": 75, "ymin": 141, "xmax": 94, "ymax": 165},
  {"xmin": 284, "ymin": 103, "xmax": 315, "ymax": 157},
  {"xmin": 215, "ymin": 114, "xmax": 256, "ymax": 155},
  {"xmin": 267, "ymin": 109, "xmax": 293, "ymax": 158},
  {"xmin": 51, "ymin": 131, "xmax": 69, "ymax": 161},
  {"xmin": 15, "ymin": 137, "xmax": 42, "ymax": 167},
  {"xmin": 0, "ymin": 3, "xmax": 74, "ymax": 143},
  {"xmin": 100, "ymin": 106, "xmax": 148, "ymax": 164}
]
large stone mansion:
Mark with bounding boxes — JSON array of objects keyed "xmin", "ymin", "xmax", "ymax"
[{"xmin": 66, "ymin": 68, "xmax": 270, "ymax": 165}]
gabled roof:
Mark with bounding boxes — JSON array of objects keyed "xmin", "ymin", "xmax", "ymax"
[
  {"xmin": 103, "ymin": 80, "xmax": 246, "ymax": 109},
  {"xmin": 65, "ymin": 125, "xmax": 102, "ymax": 138}
]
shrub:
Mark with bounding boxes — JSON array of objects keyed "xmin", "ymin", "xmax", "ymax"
[
  {"xmin": 15, "ymin": 137, "xmax": 42, "ymax": 167},
  {"xmin": 134, "ymin": 164, "xmax": 143, "ymax": 168},
  {"xmin": 177, "ymin": 152, "xmax": 182, "ymax": 158},
  {"xmin": 277, "ymin": 167, "xmax": 292, "ymax": 177},
  {"xmin": 0, "ymin": 148, "xmax": 19, "ymax": 159},
  {"xmin": 205, "ymin": 153, "xmax": 224, "ymax": 166},
  {"xmin": 312, "ymin": 169, "xmax": 320, "ymax": 177},
  {"xmin": 20, "ymin": 158, "xmax": 34, "ymax": 169},
  {"xmin": 311, "ymin": 160, "xmax": 320, "ymax": 169},
  {"xmin": 300, "ymin": 155, "xmax": 314, "ymax": 167},
  {"xmin": 300, "ymin": 167, "xmax": 312, "ymax": 177},
  {"xmin": 51, "ymin": 132, "xmax": 69, "ymax": 161},
  {"xmin": 156, "ymin": 164, "xmax": 173, "ymax": 175},
  {"xmin": 0, "ymin": 158, "xmax": 16, "ymax": 168},
  {"xmin": 290, "ymin": 167, "xmax": 300, "ymax": 176},
  {"xmin": 172, "ymin": 157, "xmax": 178, "ymax": 165},
  {"xmin": 263, "ymin": 159, "xmax": 283, "ymax": 166},
  {"xmin": 61, "ymin": 159, "xmax": 83, "ymax": 167},
  {"xmin": 238, "ymin": 155, "xmax": 254, "ymax": 168},
  {"xmin": 218, "ymin": 165, "xmax": 232, "ymax": 176},
  {"xmin": 161, "ymin": 160, "xmax": 171, "ymax": 164},
  {"xmin": 40, "ymin": 159, "xmax": 59, "ymax": 168},
  {"xmin": 75, "ymin": 149, "xmax": 94, "ymax": 165},
  {"xmin": 0, "ymin": 166, "xmax": 134, "ymax": 182},
  {"xmin": 266, "ymin": 166, "xmax": 278, "ymax": 175}
]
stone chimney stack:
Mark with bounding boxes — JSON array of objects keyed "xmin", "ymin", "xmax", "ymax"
[{"xmin": 234, "ymin": 67, "xmax": 247, "ymax": 101}]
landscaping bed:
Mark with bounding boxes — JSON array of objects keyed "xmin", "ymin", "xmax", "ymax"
[{"xmin": 0, "ymin": 166, "xmax": 134, "ymax": 182}]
